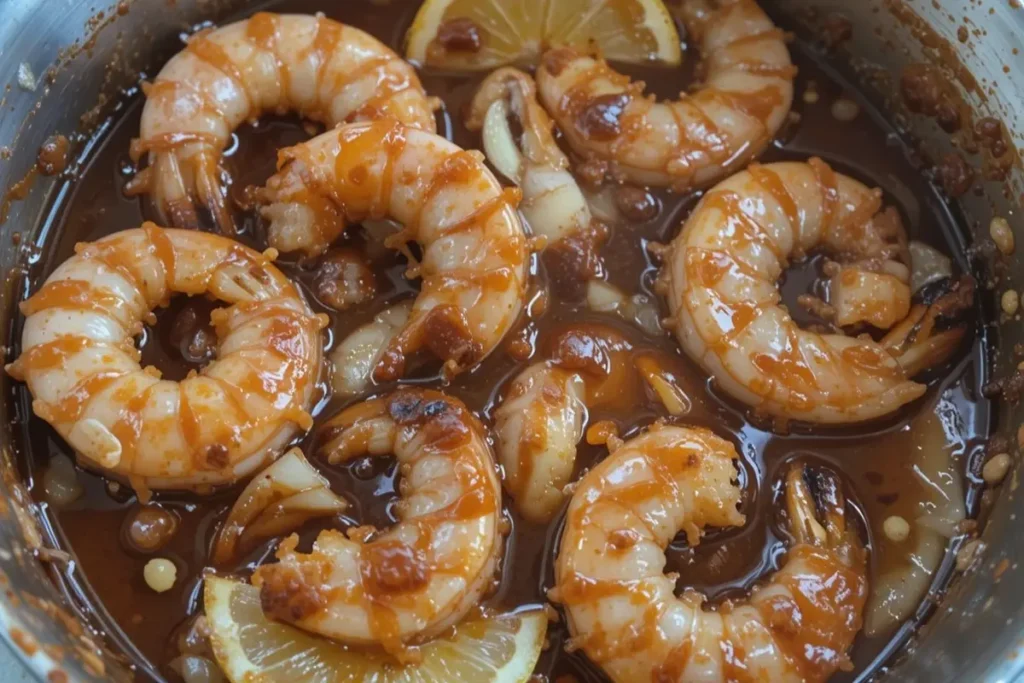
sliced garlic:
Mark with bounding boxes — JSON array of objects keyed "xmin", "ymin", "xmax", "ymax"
[
  {"xmin": 481, "ymin": 98, "xmax": 524, "ymax": 183},
  {"xmin": 211, "ymin": 448, "xmax": 347, "ymax": 565}
]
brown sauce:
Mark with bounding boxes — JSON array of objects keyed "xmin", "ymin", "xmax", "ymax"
[{"xmin": 9, "ymin": 1, "xmax": 993, "ymax": 681}]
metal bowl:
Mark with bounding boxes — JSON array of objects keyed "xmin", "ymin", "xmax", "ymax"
[{"xmin": 0, "ymin": 0, "xmax": 1020, "ymax": 680}]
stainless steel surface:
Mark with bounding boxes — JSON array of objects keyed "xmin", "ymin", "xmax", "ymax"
[
  {"xmin": 1, "ymin": 642, "xmax": 36, "ymax": 683},
  {"xmin": 0, "ymin": 0, "xmax": 1021, "ymax": 681}
]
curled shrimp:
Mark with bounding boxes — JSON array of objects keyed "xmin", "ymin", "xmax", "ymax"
[
  {"xmin": 661, "ymin": 158, "xmax": 969, "ymax": 424},
  {"xmin": 552, "ymin": 425, "xmax": 867, "ymax": 683},
  {"xmin": 255, "ymin": 119, "xmax": 529, "ymax": 379},
  {"xmin": 535, "ymin": 0, "xmax": 795, "ymax": 189},
  {"xmin": 6, "ymin": 224, "xmax": 324, "ymax": 494},
  {"xmin": 494, "ymin": 362, "xmax": 586, "ymax": 523},
  {"xmin": 494, "ymin": 324, "xmax": 696, "ymax": 522},
  {"xmin": 466, "ymin": 68, "xmax": 606, "ymax": 295},
  {"xmin": 252, "ymin": 388, "xmax": 503, "ymax": 660},
  {"xmin": 124, "ymin": 12, "xmax": 437, "ymax": 232}
]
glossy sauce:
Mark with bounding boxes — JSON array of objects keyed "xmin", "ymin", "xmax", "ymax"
[{"xmin": 10, "ymin": 1, "xmax": 991, "ymax": 681}]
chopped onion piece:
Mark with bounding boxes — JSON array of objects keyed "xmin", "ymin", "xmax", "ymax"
[
  {"xmin": 863, "ymin": 398, "xmax": 965, "ymax": 636},
  {"xmin": 586, "ymin": 281, "xmax": 665, "ymax": 337},
  {"xmin": 241, "ymin": 488, "xmax": 348, "ymax": 543},
  {"xmin": 481, "ymin": 98, "xmax": 524, "ymax": 183},
  {"xmin": 168, "ymin": 655, "xmax": 226, "ymax": 683},
  {"xmin": 908, "ymin": 241, "xmax": 952, "ymax": 295},
  {"xmin": 864, "ymin": 528, "xmax": 943, "ymax": 637},
  {"xmin": 630, "ymin": 294, "xmax": 663, "ymax": 337},
  {"xmin": 212, "ymin": 449, "xmax": 347, "ymax": 565},
  {"xmin": 17, "ymin": 63, "xmax": 37, "ymax": 91},
  {"xmin": 635, "ymin": 355, "xmax": 691, "ymax": 416},
  {"xmin": 330, "ymin": 302, "xmax": 411, "ymax": 397},
  {"xmin": 586, "ymin": 279, "xmax": 627, "ymax": 314},
  {"xmin": 584, "ymin": 187, "xmax": 621, "ymax": 224},
  {"xmin": 42, "ymin": 454, "xmax": 83, "ymax": 506}
]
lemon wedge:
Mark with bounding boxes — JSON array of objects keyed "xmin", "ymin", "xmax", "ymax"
[
  {"xmin": 204, "ymin": 577, "xmax": 548, "ymax": 682},
  {"xmin": 405, "ymin": 0, "xmax": 681, "ymax": 70}
]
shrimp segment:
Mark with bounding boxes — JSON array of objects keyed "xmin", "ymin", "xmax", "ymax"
[
  {"xmin": 125, "ymin": 12, "xmax": 437, "ymax": 232},
  {"xmin": 663, "ymin": 159, "xmax": 930, "ymax": 424},
  {"xmin": 253, "ymin": 389, "xmax": 502, "ymax": 659},
  {"xmin": 256, "ymin": 120, "xmax": 529, "ymax": 378},
  {"xmin": 467, "ymin": 68, "xmax": 606, "ymax": 291},
  {"xmin": 494, "ymin": 363, "xmax": 586, "ymax": 523},
  {"xmin": 536, "ymin": 0, "xmax": 795, "ymax": 189},
  {"xmin": 6, "ymin": 224, "xmax": 324, "ymax": 492},
  {"xmin": 553, "ymin": 425, "xmax": 867, "ymax": 683}
]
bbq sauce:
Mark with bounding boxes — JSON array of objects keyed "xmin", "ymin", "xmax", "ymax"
[{"xmin": 11, "ymin": 1, "xmax": 991, "ymax": 681}]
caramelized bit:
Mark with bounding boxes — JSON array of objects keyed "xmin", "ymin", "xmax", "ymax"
[
  {"xmin": 313, "ymin": 248, "xmax": 377, "ymax": 311},
  {"xmin": 363, "ymin": 541, "xmax": 431, "ymax": 594},
  {"xmin": 543, "ymin": 222, "xmax": 608, "ymax": 299},
  {"xmin": 577, "ymin": 94, "xmax": 632, "ymax": 141},
  {"xmin": 936, "ymin": 152, "xmax": 974, "ymax": 197},
  {"xmin": 900, "ymin": 64, "xmax": 950, "ymax": 118},
  {"xmin": 819, "ymin": 13, "xmax": 853, "ymax": 50},
  {"xmin": 551, "ymin": 328, "xmax": 616, "ymax": 378},
  {"xmin": 614, "ymin": 186, "xmax": 659, "ymax": 223},
  {"xmin": 436, "ymin": 17, "xmax": 483, "ymax": 52},
  {"xmin": 37, "ymin": 134, "xmax": 69, "ymax": 176},
  {"xmin": 203, "ymin": 443, "xmax": 230, "ymax": 470},
  {"xmin": 421, "ymin": 304, "xmax": 484, "ymax": 369},
  {"xmin": 259, "ymin": 545, "xmax": 329, "ymax": 622}
]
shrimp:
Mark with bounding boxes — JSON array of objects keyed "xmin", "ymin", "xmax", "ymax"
[
  {"xmin": 6, "ymin": 224, "xmax": 325, "ymax": 493},
  {"xmin": 124, "ymin": 12, "xmax": 438, "ymax": 233},
  {"xmin": 467, "ymin": 68, "xmax": 607, "ymax": 295},
  {"xmin": 494, "ymin": 363, "xmax": 586, "ymax": 523},
  {"xmin": 552, "ymin": 424, "xmax": 867, "ymax": 683},
  {"xmin": 535, "ymin": 0, "xmax": 795, "ymax": 189},
  {"xmin": 252, "ymin": 388, "xmax": 502, "ymax": 660},
  {"xmin": 255, "ymin": 119, "xmax": 529, "ymax": 379},
  {"xmin": 494, "ymin": 324, "xmax": 696, "ymax": 523},
  {"xmin": 660, "ymin": 158, "xmax": 970, "ymax": 424}
]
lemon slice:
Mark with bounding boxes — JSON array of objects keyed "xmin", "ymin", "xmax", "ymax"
[
  {"xmin": 406, "ymin": 0, "xmax": 681, "ymax": 70},
  {"xmin": 205, "ymin": 577, "xmax": 548, "ymax": 683}
]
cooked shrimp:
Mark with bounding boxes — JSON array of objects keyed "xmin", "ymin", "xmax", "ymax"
[
  {"xmin": 552, "ymin": 425, "xmax": 867, "ymax": 683},
  {"xmin": 255, "ymin": 120, "xmax": 529, "ymax": 379},
  {"xmin": 124, "ymin": 12, "xmax": 437, "ymax": 233},
  {"xmin": 535, "ymin": 0, "xmax": 795, "ymax": 189},
  {"xmin": 253, "ymin": 388, "xmax": 502, "ymax": 660},
  {"xmin": 494, "ymin": 362, "xmax": 586, "ymax": 523},
  {"xmin": 494, "ymin": 324, "xmax": 696, "ymax": 522},
  {"xmin": 661, "ymin": 158, "xmax": 954, "ymax": 424},
  {"xmin": 6, "ymin": 224, "xmax": 325, "ymax": 493},
  {"xmin": 467, "ymin": 68, "xmax": 606, "ymax": 293}
]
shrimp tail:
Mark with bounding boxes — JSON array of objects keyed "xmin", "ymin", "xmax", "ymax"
[
  {"xmin": 151, "ymin": 151, "xmax": 201, "ymax": 229},
  {"xmin": 785, "ymin": 464, "xmax": 847, "ymax": 547},
  {"xmin": 882, "ymin": 275, "xmax": 974, "ymax": 376},
  {"xmin": 193, "ymin": 149, "xmax": 236, "ymax": 235}
]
